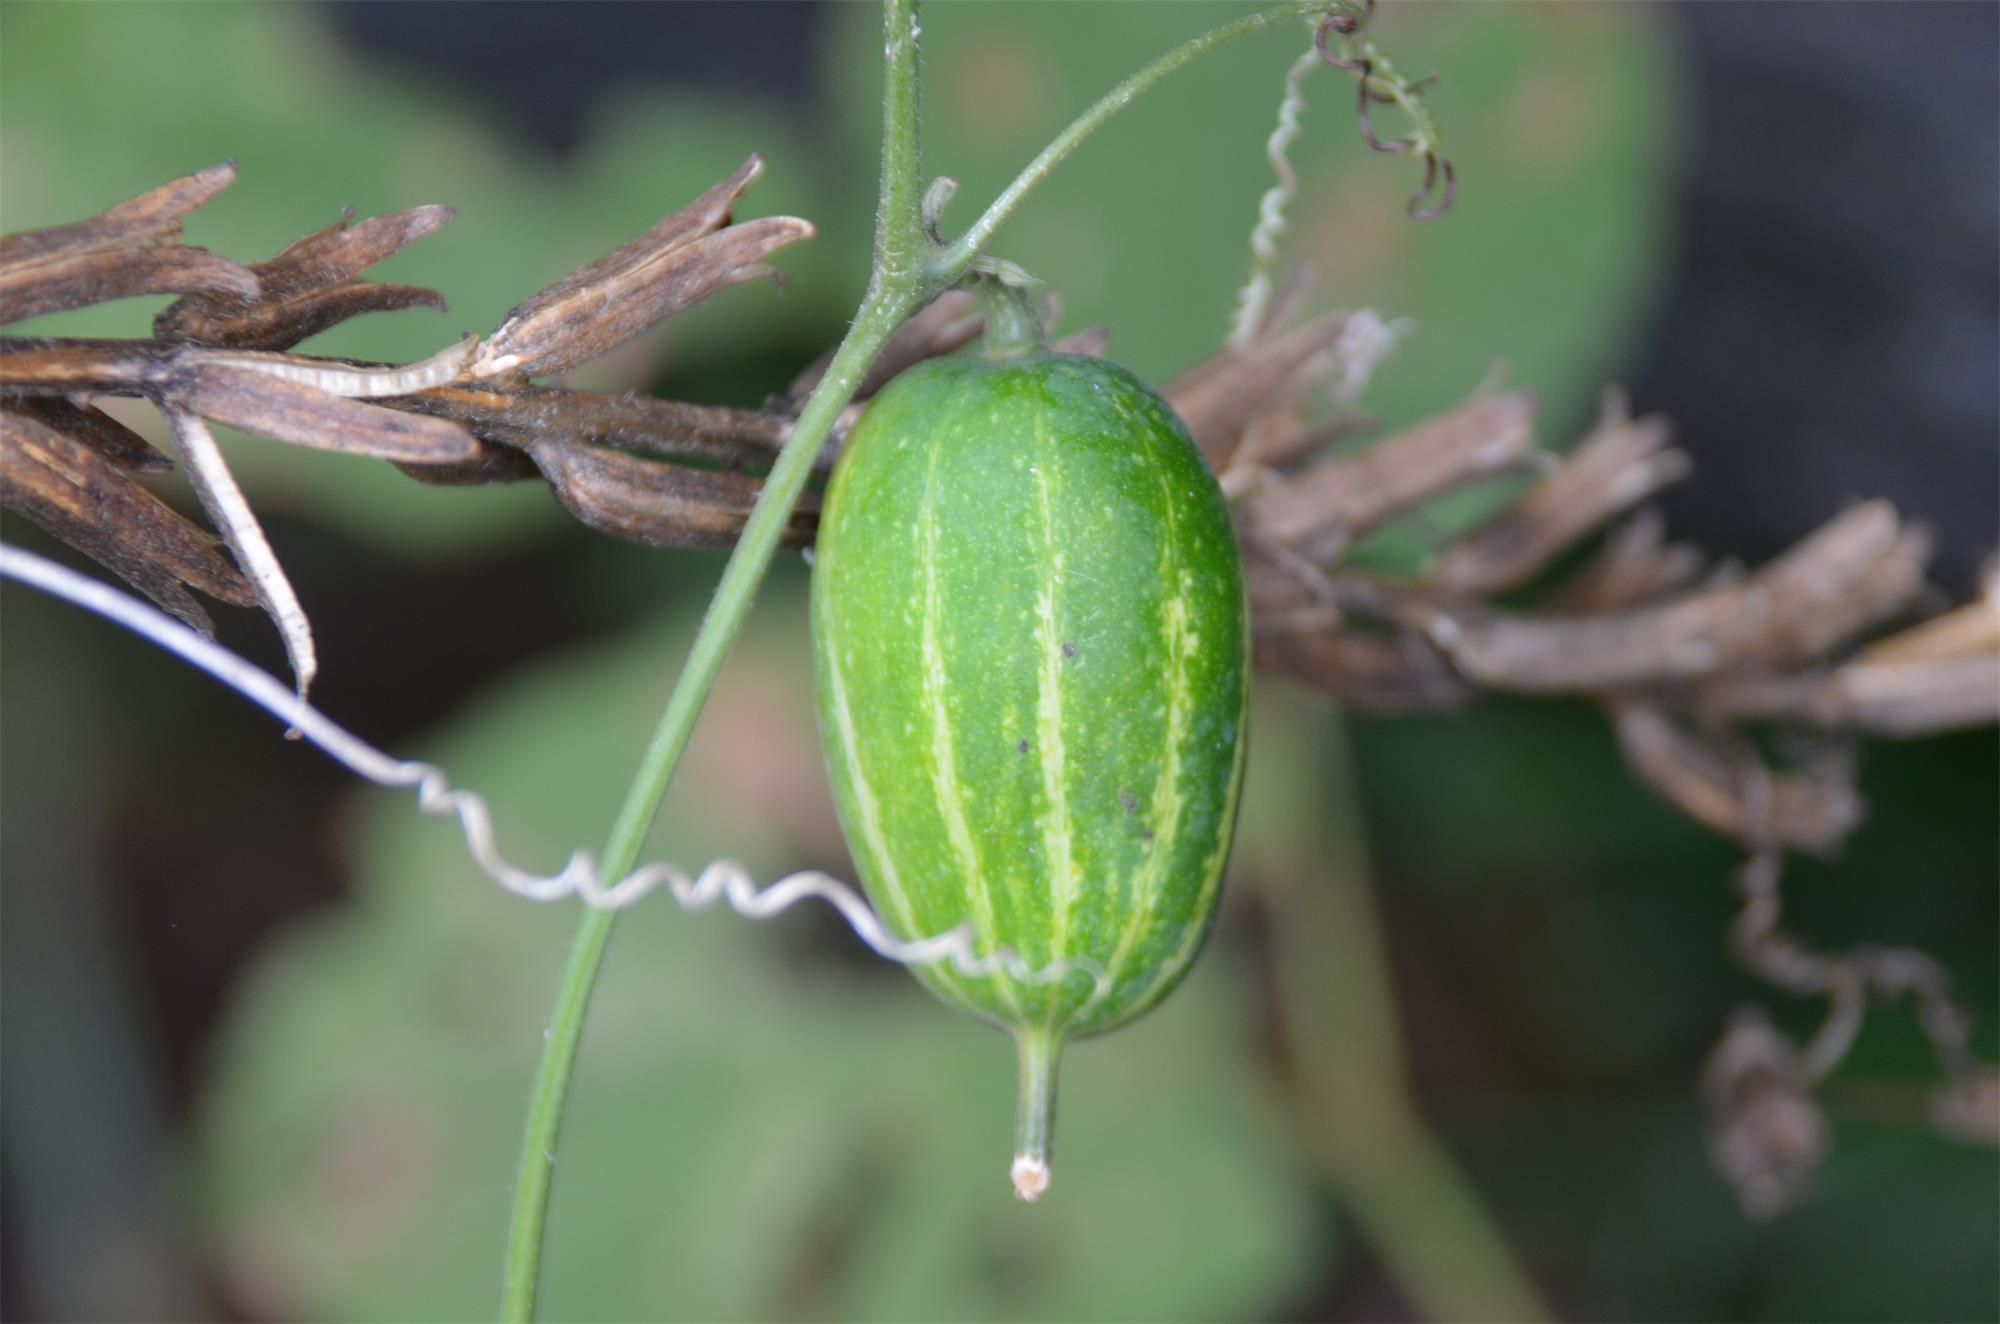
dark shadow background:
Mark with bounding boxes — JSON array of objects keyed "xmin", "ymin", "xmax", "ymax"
[{"xmin": 2, "ymin": 2, "xmax": 1994, "ymax": 1320}]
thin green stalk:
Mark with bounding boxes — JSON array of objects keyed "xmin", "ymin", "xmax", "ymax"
[
  {"xmin": 928, "ymin": 0, "xmax": 1360, "ymax": 282},
  {"xmin": 499, "ymin": 5, "xmax": 931, "ymax": 1316},
  {"xmin": 1268, "ymin": 716, "xmax": 1551, "ymax": 1322},
  {"xmin": 496, "ymin": 308, "xmax": 905, "ymax": 1322},
  {"xmin": 964, "ymin": 264, "xmax": 1049, "ymax": 359},
  {"xmin": 499, "ymin": 902, "xmax": 613, "ymax": 1321}
]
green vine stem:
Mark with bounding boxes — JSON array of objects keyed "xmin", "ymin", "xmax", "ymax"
[
  {"xmin": 497, "ymin": 3, "xmax": 928, "ymax": 1312},
  {"xmin": 1267, "ymin": 716, "xmax": 1551, "ymax": 1322},
  {"xmin": 500, "ymin": 2, "xmax": 1377, "ymax": 1316},
  {"xmin": 495, "ymin": 306, "xmax": 918, "ymax": 1324}
]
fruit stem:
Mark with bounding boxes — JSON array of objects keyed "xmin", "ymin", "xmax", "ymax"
[
  {"xmin": 1010, "ymin": 1026, "xmax": 1062, "ymax": 1201},
  {"xmin": 966, "ymin": 260, "xmax": 1048, "ymax": 360}
]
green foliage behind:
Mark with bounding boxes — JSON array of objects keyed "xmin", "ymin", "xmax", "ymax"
[{"xmin": 14, "ymin": 5, "xmax": 1992, "ymax": 1322}]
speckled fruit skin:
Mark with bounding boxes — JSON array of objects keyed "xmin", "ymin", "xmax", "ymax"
[{"xmin": 810, "ymin": 350, "xmax": 1249, "ymax": 1045}]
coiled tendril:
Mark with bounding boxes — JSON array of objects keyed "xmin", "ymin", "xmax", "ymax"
[{"xmin": 1314, "ymin": 2, "xmax": 1456, "ymax": 220}]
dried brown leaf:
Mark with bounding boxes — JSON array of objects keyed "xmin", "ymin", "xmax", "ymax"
[
  {"xmin": 0, "ymin": 408, "xmax": 252, "ymax": 633},
  {"xmin": 158, "ymin": 282, "xmax": 446, "ymax": 352},
  {"xmin": 0, "ymin": 161, "xmax": 238, "ymax": 265},
  {"xmin": 1427, "ymin": 391, "xmax": 1689, "ymax": 597},
  {"xmin": 0, "ymin": 336, "xmax": 177, "ymax": 394},
  {"xmin": 1244, "ymin": 388, "xmax": 1540, "ymax": 561},
  {"xmin": 393, "ymin": 445, "xmax": 542, "ymax": 487},
  {"xmin": 178, "ymin": 365, "xmax": 480, "ymax": 463},
  {"xmin": 473, "ymin": 156, "xmax": 813, "ymax": 380},
  {"xmin": 402, "ymin": 382, "xmax": 788, "ymax": 466},
  {"xmin": 1431, "ymin": 503, "xmax": 1929, "ymax": 693},
  {"xmin": 524, "ymin": 440, "xmax": 816, "ymax": 549},
  {"xmin": 498, "ymin": 155, "xmax": 760, "ymax": 328},
  {"xmin": 1749, "ymin": 504, "xmax": 1931, "ymax": 667},
  {"xmin": 1694, "ymin": 653, "xmax": 2000, "ymax": 737},
  {"xmin": 1164, "ymin": 312, "xmax": 1354, "ymax": 466},
  {"xmin": 1, "ymin": 164, "xmax": 259, "ymax": 325},
  {"xmin": 3, "ymin": 395, "xmax": 172, "ymax": 472},
  {"xmin": 2, "ymin": 248, "xmax": 261, "ymax": 327},
  {"xmin": 1549, "ymin": 510, "xmax": 1706, "ymax": 615},
  {"xmin": 1859, "ymin": 596, "xmax": 2000, "ymax": 667},
  {"xmin": 155, "ymin": 205, "xmax": 453, "ymax": 349},
  {"xmin": 1253, "ymin": 619, "xmax": 1471, "ymax": 713}
]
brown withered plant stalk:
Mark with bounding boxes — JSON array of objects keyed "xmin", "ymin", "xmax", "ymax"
[{"xmin": 2, "ymin": 159, "xmax": 1994, "ymax": 1218}]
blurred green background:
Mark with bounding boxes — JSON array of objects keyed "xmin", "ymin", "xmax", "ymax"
[{"xmin": 1, "ymin": 2, "xmax": 1994, "ymax": 1321}]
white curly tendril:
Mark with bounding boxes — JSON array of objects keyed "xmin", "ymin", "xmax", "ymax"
[
  {"xmin": 0, "ymin": 543, "xmax": 1104, "ymax": 994},
  {"xmin": 1229, "ymin": 43, "xmax": 1322, "ymax": 351}
]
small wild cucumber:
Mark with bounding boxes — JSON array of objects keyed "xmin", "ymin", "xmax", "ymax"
[{"xmin": 810, "ymin": 335, "xmax": 1249, "ymax": 1201}]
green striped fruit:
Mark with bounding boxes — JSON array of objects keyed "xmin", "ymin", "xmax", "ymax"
[{"xmin": 810, "ymin": 349, "xmax": 1249, "ymax": 1200}]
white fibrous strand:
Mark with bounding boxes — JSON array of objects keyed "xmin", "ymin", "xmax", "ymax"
[
  {"xmin": 0, "ymin": 542, "xmax": 1107, "ymax": 995},
  {"xmin": 193, "ymin": 335, "xmax": 478, "ymax": 398},
  {"xmin": 164, "ymin": 409, "xmax": 317, "ymax": 701}
]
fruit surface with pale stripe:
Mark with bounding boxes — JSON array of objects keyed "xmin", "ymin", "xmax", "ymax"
[{"xmin": 810, "ymin": 350, "xmax": 1248, "ymax": 1200}]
